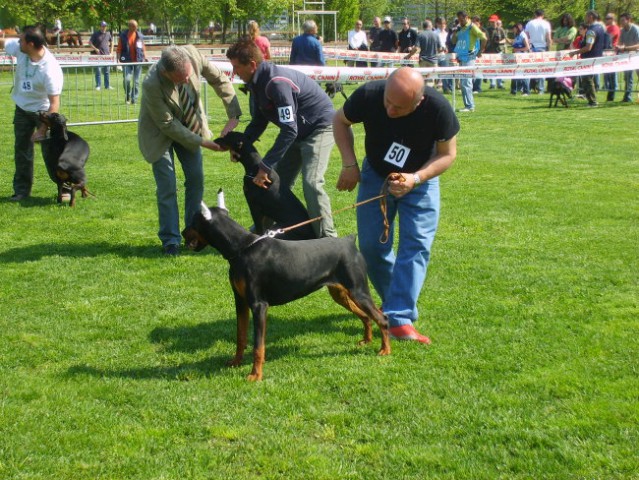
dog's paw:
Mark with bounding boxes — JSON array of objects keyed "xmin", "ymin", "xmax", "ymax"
[
  {"xmin": 247, "ymin": 373, "xmax": 262, "ymax": 382},
  {"xmin": 226, "ymin": 356, "xmax": 244, "ymax": 367}
]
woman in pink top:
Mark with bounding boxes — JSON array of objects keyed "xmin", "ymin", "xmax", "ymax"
[{"xmin": 248, "ymin": 20, "xmax": 271, "ymax": 60}]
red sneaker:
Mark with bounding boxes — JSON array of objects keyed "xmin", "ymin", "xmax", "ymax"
[{"xmin": 389, "ymin": 325, "xmax": 431, "ymax": 344}]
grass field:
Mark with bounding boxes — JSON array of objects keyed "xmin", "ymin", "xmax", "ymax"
[{"xmin": 1, "ymin": 82, "xmax": 638, "ymax": 479}]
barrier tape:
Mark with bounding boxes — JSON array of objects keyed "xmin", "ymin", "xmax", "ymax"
[{"xmin": 2, "ymin": 50, "xmax": 638, "ymax": 80}]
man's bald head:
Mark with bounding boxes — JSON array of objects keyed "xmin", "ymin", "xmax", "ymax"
[{"xmin": 384, "ymin": 67, "xmax": 425, "ymax": 118}]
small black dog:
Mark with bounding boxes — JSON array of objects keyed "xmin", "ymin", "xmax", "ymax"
[
  {"xmin": 325, "ymin": 81, "xmax": 348, "ymax": 100},
  {"xmin": 548, "ymin": 77, "xmax": 573, "ymax": 108},
  {"xmin": 39, "ymin": 112, "xmax": 90, "ymax": 206},
  {"xmin": 215, "ymin": 131, "xmax": 316, "ymax": 240},
  {"xmin": 182, "ymin": 204, "xmax": 391, "ymax": 381}
]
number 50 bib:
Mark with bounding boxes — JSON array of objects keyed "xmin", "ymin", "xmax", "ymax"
[{"xmin": 383, "ymin": 142, "xmax": 411, "ymax": 168}]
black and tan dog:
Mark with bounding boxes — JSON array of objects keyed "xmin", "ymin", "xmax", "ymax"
[
  {"xmin": 182, "ymin": 203, "xmax": 391, "ymax": 381},
  {"xmin": 39, "ymin": 112, "xmax": 90, "ymax": 206},
  {"xmin": 215, "ymin": 132, "xmax": 316, "ymax": 240}
]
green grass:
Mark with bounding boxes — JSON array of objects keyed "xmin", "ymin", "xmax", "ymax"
[{"xmin": 1, "ymin": 82, "xmax": 638, "ymax": 479}]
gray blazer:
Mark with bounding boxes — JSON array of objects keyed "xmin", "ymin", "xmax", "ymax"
[{"xmin": 138, "ymin": 45, "xmax": 241, "ymax": 163}]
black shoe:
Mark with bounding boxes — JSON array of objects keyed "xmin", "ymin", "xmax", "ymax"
[
  {"xmin": 9, "ymin": 193, "xmax": 28, "ymax": 202},
  {"xmin": 162, "ymin": 244, "xmax": 180, "ymax": 256}
]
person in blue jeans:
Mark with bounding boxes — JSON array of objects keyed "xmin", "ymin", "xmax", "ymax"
[
  {"xmin": 137, "ymin": 46, "xmax": 241, "ymax": 255},
  {"xmin": 452, "ymin": 10, "xmax": 486, "ymax": 112},
  {"xmin": 333, "ymin": 67, "xmax": 460, "ymax": 344}
]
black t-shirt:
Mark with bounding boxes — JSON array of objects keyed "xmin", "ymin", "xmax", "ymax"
[
  {"xmin": 343, "ymin": 80, "xmax": 460, "ymax": 178},
  {"xmin": 377, "ymin": 29, "xmax": 398, "ymax": 52}
]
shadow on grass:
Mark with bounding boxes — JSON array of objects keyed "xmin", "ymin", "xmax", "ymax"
[
  {"xmin": 0, "ymin": 241, "xmax": 223, "ymax": 262},
  {"xmin": 66, "ymin": 313, "xmax": 374, "ymax": 381},
  {"xmin": 0, "ymin": 196, "xmax": 56, "ymax": 207}
]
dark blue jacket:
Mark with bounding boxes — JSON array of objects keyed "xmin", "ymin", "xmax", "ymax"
[
  {"xmin": 244, "ymin": 62, "xmax": 334, "ymax": 171},
  {"xmin": 118, "ymin": 30, "xmax": 145, "ymax": 62},
  {"xmin": 582, "ymin": 23, "xmax": 606, "ymax": 58}
]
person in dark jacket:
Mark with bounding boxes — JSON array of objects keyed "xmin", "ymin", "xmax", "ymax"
[
  {"xmin": 569, "ymin": 10, "xmax": 606, "ymax": 107},
  {"xmin": 117, "ymin": 19, "xmax": 146, "ymax": 104},
  {"xmin": 227, "ymin": 39, "xmax": 336, "ymax": 238}
]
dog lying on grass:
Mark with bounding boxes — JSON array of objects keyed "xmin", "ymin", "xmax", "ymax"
[
  {"xmin": 215, "ymin": 131, "xmax": 316, "ymax": 240},
  {"xmin": 39, "ymin": 112, "xmax": 90, "ymax": 206},
  {"xmin": 182, "ymin": 203, "xmax": 391, "ymax": 381}
]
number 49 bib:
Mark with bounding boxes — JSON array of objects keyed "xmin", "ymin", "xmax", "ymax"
[{"xmin": 383, "ymin": 142, "xmax": 411, "ymax": 168}]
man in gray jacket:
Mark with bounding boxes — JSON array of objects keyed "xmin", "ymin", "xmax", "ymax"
[{"xmin": 138, "ymin": 45, "xmax": 242, "ymax": 255}]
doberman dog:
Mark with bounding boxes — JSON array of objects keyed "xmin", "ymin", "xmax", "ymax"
[
  {"xmin": 215, "ymin": 131, "xmax": 316, "ymax": 240},
  {"xmin": 39, "ymin": 112, "xmax": 90, "ymax": 206},
  {"xmin": 182, "ymin": 203, "xmax": 391, "ymax": 381}
]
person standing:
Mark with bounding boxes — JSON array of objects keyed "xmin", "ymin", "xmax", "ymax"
[
  {"xmin": 486, "ymin": 15, "xmax": 506, "ymax": 89},
  {"xmin": 117, "ymin": 19, "xmax": 147, "ymax": 104},
  {"xmin": 226, "ymin": 39, "xmax": 337, "ymax": 238},
  {"xmin": 347, "ymin": 19, "xmax": 368, "ymax": 67},
  {"xmin": 525, "ymin": 9, "xmax": 552, "ymax": 94},
  {"xmin": 378, "ymin": 16, "xmax": 399, "ymax": 58},
  {"xmin": 616, "ymin": 13, "xmax": 639, "ymax": 102},
  {"xmin": 452, "ymin": 10, "xmax": 486, "ymax": 112},
  {"xmin": 509, "ymin": 22, "xmax": 531, "ymax": 96},
  {"xmin": 290, "ymin": 20, "xmax": 324, "ymax": 65},
  {"xmin": 569, "ymin": 10, "xmax": 606, "ymax": 107},
  {"xmin": 398, "ymin": 17, "xmax": 418, "ymax": 54},
  {"xmin": 6, "ymin": 26, "xmax": 64, "ymax": 202},
  {"xmin": 138, "ymin": 45, "xmax": 241, "ymax": 255},
  {"xmin": 89, "ymin": 21, "xmax": 113, "ymax": 91},
  {"xmin": 405, "ymin": 20, "xmax": 439, "ymax": 85},
  {"xmin": 553, "ymin": 13, "xmax": 577, "ymax": 51},
  {"xmin": 248, "ymin": 20, "xmax": 271, "ymax": 60},
  {"xmin": 604, "ymin": 13, "xmax": 621, "ymax": 101},
  {"xmin": 333, "ymin": 67, "xmax": 459, "ymax": 343},
  {"xmin": 369, "ymin": 16, "xmax": 382, "ymax": 56},
  {"xmin": 434, "ymin": 17, "xmax": 452, "ymax": 93}
]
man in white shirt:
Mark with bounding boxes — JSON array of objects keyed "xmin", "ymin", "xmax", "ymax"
[
  {"xmin": 6, "ymin": 26, "xmax": 64, "ymax": 201},
  {"xmin": 347, "ymin": 19, "xmax": 368, "ymax": 67},
  {"xmin": 525, "ymin": 9, "xmax": 553, "ymax": 94}
]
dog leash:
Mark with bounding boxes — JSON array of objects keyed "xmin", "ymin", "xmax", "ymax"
[{"xmin": 268, "ymin": 173, "xmax": 406, "ymax": 244}]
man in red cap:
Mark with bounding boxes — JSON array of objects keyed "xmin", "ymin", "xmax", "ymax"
[{"xmin": 486, "ymin": 14, "xmax": 506, "ymax": 89}]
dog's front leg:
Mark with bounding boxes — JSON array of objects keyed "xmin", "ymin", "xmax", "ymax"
[
  {"xmin": 228, "ymin": 288, "xmax": 249, "ymax": 368},
  {"xmin": 248, "ymin": 301, "xmax": 268, "ymax": 381}
]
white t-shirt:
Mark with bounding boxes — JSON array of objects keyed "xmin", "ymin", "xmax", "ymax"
[
  {"xmin": 6, "ymin": 38, "xmax": 63, "ymax": 112},
  {"xmin": 348, "ymin": 29, "xmax": 368, "ymax": 49},
  {"xmin": 525, "ymin": 17, "xmax": 552, "ymax": 49}
]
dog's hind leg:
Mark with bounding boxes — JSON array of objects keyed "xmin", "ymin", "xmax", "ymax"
[
  {"xmin": 328, "ymin": 285, "xmax": 391, "ymax": 356},
  {"xmin": 228, "ymin": 284, "xmax": 250, "ymax": 368}
]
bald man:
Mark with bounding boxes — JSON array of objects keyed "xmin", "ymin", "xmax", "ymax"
[{"xmin": 333, "ymin": 67, "xmax": 459, "ymax": 343}]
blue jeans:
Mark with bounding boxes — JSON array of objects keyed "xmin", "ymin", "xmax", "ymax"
[
  {"xmin": 123, "ymin": 64, "xmax": 142, "ymax": 103},
  {"xmin": 152, "ymin": 142, "xmax": 204, "ymax": 247},
  {"xmin": 531, "ymin": 47, "xmax": 547, "ymax": 93},
  {"xmin": 623, "ymin": 70, "xmax": 638, "ymax": 101},
  {"xmin": 604, "ymin": 72, "xmax": 618, "ymax": 100},
  {"xmin": 437, "ymin": 57, "xmax": 453, "ymax": 92},
  {"xmin": 94, "ymin": 66, "xmax": 110, "ymax": 88},
  {"xmin": 356, "ymin": 160, "xmax": 440, "ymax": 327},
  {"xmin": 458, "ymin": 59, "xmax": 475, "ymax": 109},
  {"xmin": 274, "ymin": 126, "xmax": 336, "ymax": 237}
]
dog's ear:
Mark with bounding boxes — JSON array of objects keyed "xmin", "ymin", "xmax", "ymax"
[{"xmin": 200, "ymin": 201, "xmax": 213, "ymax": 221}]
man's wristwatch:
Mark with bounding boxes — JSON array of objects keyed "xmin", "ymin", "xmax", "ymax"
[{"xmin": 413, "ymin": 173, "xmax": 421, "ymax": 185}]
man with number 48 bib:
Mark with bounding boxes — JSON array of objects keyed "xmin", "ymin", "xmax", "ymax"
[
  {"xmin": 226, "ymin": 39, "xmax": 336, "ymax": 238},
  {"xmin": 333, "ymin": 67, "xmax": 459, "ymax": 344}
]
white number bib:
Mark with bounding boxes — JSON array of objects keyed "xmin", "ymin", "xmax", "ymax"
[
  {"xmin": 383, "ymin": 142, "xmax": 411, "ymax": 168},
  {"xmin": 278, "ymin": 105, "xmax": 294, "ymax": 123},
  {"xmin": 20, "ymin": 80, "xmax": 34, "ymax": 92}
]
